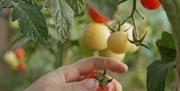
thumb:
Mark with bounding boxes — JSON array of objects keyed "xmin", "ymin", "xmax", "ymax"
[{"xmin": 64, "ymin": 79, "xmax": 99, "ymax": 91}]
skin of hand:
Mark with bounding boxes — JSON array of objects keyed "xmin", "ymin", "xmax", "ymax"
[{"xmin": 24, "ymin": 57, "xmax": 128, "ymax": 91}]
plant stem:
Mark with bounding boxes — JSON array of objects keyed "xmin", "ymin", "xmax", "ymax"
[{"xmin": 159, "ymin": 0, "xmax": 180, "ymax": 90}]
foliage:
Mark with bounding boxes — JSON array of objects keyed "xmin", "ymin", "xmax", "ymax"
[
  {"xmin": 12, "ymin": 2, "xmax": 48, "ymax": 45},
  {"xmin": 146, "ymin": 31, "xmax": 176, "ymax": 91},
  {"xmin": 147, "ymin": 60, "xmax": 175, "ymax": 91}
]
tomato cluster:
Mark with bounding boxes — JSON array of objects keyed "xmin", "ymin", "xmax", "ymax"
[
  {"xmin": 80, "ymin": 22, "xmax": 138, "ymax": 61},
  {"xmin": 140, "ymin": 0, "xmax": 160, "ymax": 10},
  {"xmin": 79, "ymin": 6, "xmax": 140, "ymax": 62},
  {"xmin": 4, "ymin": 48, "xmax": 26, "ymax": 72}
]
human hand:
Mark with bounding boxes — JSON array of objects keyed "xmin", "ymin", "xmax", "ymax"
[{"xmin": 24, "ymin": 57, "xmax": 128, "ymax": 91}]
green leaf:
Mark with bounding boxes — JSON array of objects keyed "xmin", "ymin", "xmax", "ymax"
[
  {"xmin": 12, "ymin": 2, "xmax": 48, "ymax": 45},
  {"xmin": 159, "ymin": 31, "xmax": 175, "ymax": 49},
  {"xmin": 22, "ymin": 0, "xmax": 44, "ymax": 6},
  {"xmin": 86, "ymin": 0, "xmax": 121, "ymax": 19},
  {"xmin": 156, "ymin": 40, "xmax": 176, "ymax": 61},
  {"xmin": 48, "ymin": 0, "xmax": 74, "ymax": 43},
  {"xmin": 156, "ymin": 31, "xmax": 176, "ymax": 61},
  {"xmin": 66, "ymin": 0, "xmax": 87, "ymax": 15},
  {"xmin": 147, "ymin": 60, "xmax": 175, "ymax": 91}
]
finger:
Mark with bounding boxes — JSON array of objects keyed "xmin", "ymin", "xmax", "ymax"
[
  {"xmin": 76, "ymin": 57, "xmax": 128, "ymax": 74},
  {"xmin": 57, "ymin": 57, "xmax": 128, "ymax": 82},
  {"xmin": 113, "ymin": 79, "xmax": 122, "ymax": 91},
  {"xmin": 63, "ymin": 79, "xmax": 98, "ymax": 91}
]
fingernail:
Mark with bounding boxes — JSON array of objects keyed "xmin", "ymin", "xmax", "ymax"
[{"xmin": 85, "ymin": 79, "xmax": 97, "ymax": 89}]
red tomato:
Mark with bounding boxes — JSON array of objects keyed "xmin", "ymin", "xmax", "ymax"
[
  {"xmin": 88, "ymin": 6, "xmax": 110, "ymax": 23},
  {"xmin": 15, "ymin": 48, "xmax": 25, "ymax": 59},
  {"xmin": 18, "ymin": 63, "xmax": 26, "ymax": 72},
  {"xmin": 81, "ymin": 71, "xmax": 116, "ymax": 91},
  {"xmin": 140, "ymin": 0, "xmax": 160, "ymax": 10}
]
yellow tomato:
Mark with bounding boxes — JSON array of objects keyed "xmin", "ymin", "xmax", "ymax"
[
  {"xmin": 107, "ymin": 31, "xmax": 131, "ymax": 54},
  {"xmin": 82, "ymin": 23, "xmax": 111, "ymax": 51},
  {"xmin": 4, "ymin": 51, "xmax": 19, "ymax": 70}
]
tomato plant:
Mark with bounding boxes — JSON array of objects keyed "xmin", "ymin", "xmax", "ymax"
[{"xmin": 0, "ymin": 0, "xmax": 180, "ymax": 91}]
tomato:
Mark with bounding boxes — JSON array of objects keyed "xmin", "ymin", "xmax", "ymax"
[
  {"xmin": 15, "ymin": 48, "xmax": 25, "ymax": 60},
  {"xmin": 107, "ymin": 31, "xmax": 131, "ymax": 54},
  {"xmin": 4, "ymin": 51, "xmax": 19, "ymax": 70},
  {"xmin": 140, "ymin": 0, "xmax": 160, "ymax": 10},
  {"xmin": 99, "ymin": 49, "xmax": 125, "ymax": 61},
  {"xmin": 82, "ymin": 23, "xmax": 111, "ymax": 51},
  {"xmin": 81, "ymin": 71, "xmax": 115, "ymax": 91},
  {"xmin": 18, "ymin": 63, "xmax": 26, "ymax": 72},
  {"xmin": 88, "ymin": 6, "xmax": 110, "ymax": 23},
  {"xmin": 10, "ymin": 20, "xmax": 19, "ymax": 29}
]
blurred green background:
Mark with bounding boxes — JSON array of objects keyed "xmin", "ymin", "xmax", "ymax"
[{"xmin": 0, "ymin": 1, "xmax": 176, "ymax": 91}]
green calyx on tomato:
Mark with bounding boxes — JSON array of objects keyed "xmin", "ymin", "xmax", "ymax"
[
  {"xmin": 128, "ymin": 29, "xmax": 151, "ymax": 50},
  {"xmin": 81, "ymin": 68, "xmax": 115, "ymax": 91},
  {"xmin": 96, "ymin": 68, "xmax": 113, "ymax": 87}
]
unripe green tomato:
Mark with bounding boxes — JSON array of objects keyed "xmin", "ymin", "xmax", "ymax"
[
  {"xmin": 10, "ymin": 20, "xmax": 19, "ymax": 29},
  {"xmin": 4, "ymin": 51, "xmax": 19, "ymax": 70},
  {"xmin": 99, "ymin": 49, "xmax": 125, "ymax": 61},
  {"xmin": 82, "ymin": 23, "xmax": 111, "ymax": 51},
  {"xmin": 107, "ymin": 31, "xmax": 131, "ymax": 54}
]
